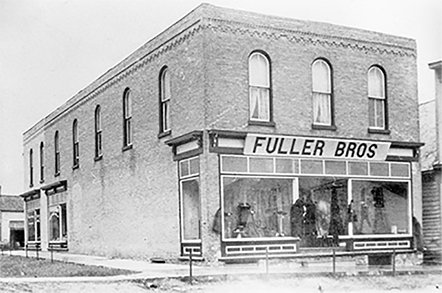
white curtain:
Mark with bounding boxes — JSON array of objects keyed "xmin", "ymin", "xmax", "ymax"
[
  {"xmin": 313, "ymin": 93, "xmax": 331, "ymax": 124},
  {"xmin": 250, "ymin": 87, "xmax": 269, "ymax": 120}
]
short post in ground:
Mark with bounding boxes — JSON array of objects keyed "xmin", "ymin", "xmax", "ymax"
[
  {"xmin": 392, "ymin": 249, "xmax": 396, "ymax": 277},
  {"xmin": 265, "ymin": 246, "xmax": 269, "ymax": 275},
  {"xmin": 189, "ymin": 250, "xmax": 193, "ymax": 285},
  {"xmin": 332, "ymin": 248, "xmax": 336, "ymax": 274}
]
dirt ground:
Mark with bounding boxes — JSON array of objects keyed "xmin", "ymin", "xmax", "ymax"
[{"xmin": 1, "ymin": 273, "xmax": 441, "ymax": 293}]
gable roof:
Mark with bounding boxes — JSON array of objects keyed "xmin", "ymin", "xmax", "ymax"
[{"xmin": 0, "ymin": 195, "xmax": 24, "ymax": 212}]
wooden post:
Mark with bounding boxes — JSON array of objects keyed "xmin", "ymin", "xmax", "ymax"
[
  {"xmin": 25, "ymin": 244, "xmax": 28, "ymax": 258},
  {"xmin": 50, "ymin": 245, "xmax": 54, "ymax": 263},
  {"xmin": 265, "ymin": 246, "xmax": 269, "ymax": 275},
  {"xmin": 332, "ymin": 248, "xmax": 336, "ymax": 274},
  {"xmin": 189, "ymin": 251, "xmax": 193, "ymax": 285},
  {"xmin": 392, "ymin": 250, "xmax": 396, "ymax": 277}
]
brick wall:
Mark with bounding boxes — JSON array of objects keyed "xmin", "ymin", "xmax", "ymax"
[{"xmin": 22, "ymin": 4, "xmax": 420, "ymax": 259}]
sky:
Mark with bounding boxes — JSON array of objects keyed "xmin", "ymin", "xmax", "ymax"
[{"xmin": 0, "ymin": 0, "xmax": 441, "ymax": 195}]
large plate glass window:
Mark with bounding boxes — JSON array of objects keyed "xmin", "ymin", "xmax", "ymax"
[
  {"xmin": 222, "ymin": 177, "xmax": 296, "ymax": 239},
  {"xmin": 179, "ymin": 157, "xmax": 201, "ymax": 242},
  {"xmin": 49, "ymin": 203, "xmax": 67, "ymax": 242},
  {"xmin": 351, "ymin": 180, "xmax": 410, "ymax": 235},
  {"xmin": 27, "ymin": 209, "xmax": 40, "ymax": 242}
]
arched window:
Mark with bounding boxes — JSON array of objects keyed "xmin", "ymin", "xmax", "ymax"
[
  {"xmin": 249, "ymin": 52, "xmax": 271, "ymax": 122},
  {"xmin": 368, "ymin": 66, "xmax": 387, "ymax": 129},
  {"xmin": 72, "ymin": 119, "xmax": 79, "ymax": 167},
  {"xmin": 95, "ymin": 105, "xmax": 102, "ymax": 158},
  {"xmin": 312, "ymin": 59, "xmax": 333, "ymax": 126},
  {"xmin": 123, "ymin": 88, "xmax": 132, "ymax": 147},
  {"xmin": 54, "ymin": 131, "xmax": 60, "ymax": 176},
  {"xmin": 39, "ymin": 142, "xmax": 44, "ymax": 183},
  {"xmin": 159, "ymin": 67, "xmax": 171, "ymax": 134},
  {"xmin": 29, "ymin": 149, "xmax": 33, "ymax": 187}
]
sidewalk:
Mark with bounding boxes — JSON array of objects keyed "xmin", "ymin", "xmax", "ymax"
[{"xmin": 1, "ymin": 250, "xmax": 441, "ymax": 283}]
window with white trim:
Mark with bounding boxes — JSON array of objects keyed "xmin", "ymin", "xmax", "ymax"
[
  {"xmin": 72, "ymin": 119, "xmax": 79, "ymax": 167},
  {"xmin": 368, "ymin": 66, "xmax": 386, "ymax": 129},
  {"xmin": 54, "ymin": 131, "xmax": 60, "ymax": 176},
  {"xmin": 179, "ymin": 157, "xmax": 200, "ymax": 241},
  {"xmin": 249, "ymin": 52, "xmax": 271, "ymax": 122},
  {"xmin": 27, "ymin": 208, "xmax": 40, "ymax": 242},
  {"xmin": 40, "ymin": 142, "xmax": 44, "ymax": 182},
  {"xmin": 29, "ymin": 149, "xmax": 33, "ymax": 187},
  {"xmin": 123, "ymin": 89, "xmax": 132, "ymax": 147},
  {"xmin": 312, "ymin": 59, "xmax": 332, "ymax": 126},
  {"xmin": 160, "ymin": 67, "xmax": 171, "ymax": 133},
  {"xmin": 95, "ymin": 105, "xmax": 102, "ymax": 158},
  {"xmin": 49, "ymin": 203, "xmax": 68, "ymax": 242}
]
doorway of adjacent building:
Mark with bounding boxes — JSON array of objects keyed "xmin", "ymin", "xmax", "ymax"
[{"xmin": 9, "ymin": 228, "xmax": 24, "ymax": 249}]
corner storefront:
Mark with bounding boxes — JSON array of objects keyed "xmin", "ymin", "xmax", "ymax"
[{"xmin": 170, "ymin": 130, "xmax": 422, "ymax": 261}]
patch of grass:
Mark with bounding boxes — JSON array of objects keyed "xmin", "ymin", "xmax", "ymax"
[{"xmin": 0, "ymin": 255, "xmax": 135, "ymax": 278}]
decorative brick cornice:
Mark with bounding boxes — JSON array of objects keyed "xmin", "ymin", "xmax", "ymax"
[
  {"xmin": 24, "ymin": 21, "xmax": 206, "ymax": 141},
  {"xmin": 206, "ymin": 18, "xmax": 416, "ymax": 57},
  {"xmin": 24, "ymin": 10, "xmax": 416, "ymax": 141}
]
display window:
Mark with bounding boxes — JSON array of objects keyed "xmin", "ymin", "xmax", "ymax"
[
  {"xmin": 179, "ymin": 157, "xmax": 201, "ymax": 242},
  {"xmin": 222, "ymin": 177, "xmax": 296, "ymax": 240},
  {"xmin": 49, "ymin": 203, "xmax": 67, "ymax": 242},
  {"xmin": 220, "ymin": 155, "xmax": 412, "ymax": 249},
  {"xmin": 27, "ymin": 209, "xmax": 40, "ymax": 242},
  {"xmin": 351, "ymin": 180, "xmax": 410, "ymax": 236},
  {"xmin": 298, "ymin": 177, "xmax": 348, "ymax": 247}
]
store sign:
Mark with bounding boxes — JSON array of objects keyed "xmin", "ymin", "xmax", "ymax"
[{"xmin": 244, "ymin": 134, "xmax": 391, "ymax": 161}]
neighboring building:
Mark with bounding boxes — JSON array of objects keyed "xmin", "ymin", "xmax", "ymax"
[
  {"xmin": 420, "ymin": 60, "xmax": 442, "ymax": 264},
  {"xmin": 21, "ymin": 4, "xmax": 422, "ymax": 262},
  {"xmin": 0, "ymin": 194, "xmax": 25, "ymax": 249}
]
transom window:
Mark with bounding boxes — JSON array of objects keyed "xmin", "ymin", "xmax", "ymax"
[
  {"xmin": 249, "ymin": 52, "xmax": 271, "ymax": 122},
  {"xmin": 123, "ymin": 88, "xmax": 132, "ymax": 147},
  {"xmin": 368, "ymin": 66, "xmax": 386, "ymax": 129},
  {"xmin": 312, "ymin": 59, "xmax": 332, "ymax": 126},
  {"xmin": 160, "ymin": 67, "xmax": 171, "ymax": 134}
]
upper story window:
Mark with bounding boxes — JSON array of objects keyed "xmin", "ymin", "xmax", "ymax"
[
  {"xmin": 159, "ymin": 67, "xmax": 171, "ymax": 135},
  {"xmin": 39, "ymin": 142, "xmax": 44, "ymax": 183},
  {"xmin": 54, "ymin": 131, "xmax": 60, "ymax": 176},
  {"xmin": 123, "ymin": 88, "xmax": 132, "ymax": 148},
  {"xmin": 72, "ymin": 119, "xmax": 79, "ymax": 168},
  {"xmin": 368, "ymin": 66, "xmax": 387, "ymax": 130},
  {"xmin": 249, "ymin": 52, "xmax": 271, "ymax": 122},
  {"xmin": 95, "ymin": 105, "xmax": 102, "ymax": 159},
  {"xmin": 29, "ymin": 149, "xmax": 33, "ymax": 187},
  {"xmin": 312, "ymin": 59, "xmax": 333, "ymax": 127}
]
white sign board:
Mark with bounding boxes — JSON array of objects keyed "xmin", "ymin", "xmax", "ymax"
[{"xmin": 244, "ymin": 134, "xmax": 391, "ymax": 161}]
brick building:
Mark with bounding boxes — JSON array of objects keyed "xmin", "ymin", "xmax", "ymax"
[{"xmin": 21, "ymin": 4, "xmax": 422, "ymax": 262}]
